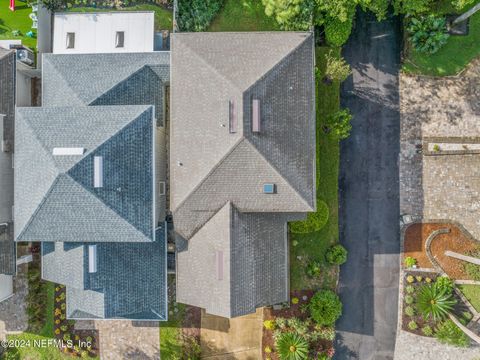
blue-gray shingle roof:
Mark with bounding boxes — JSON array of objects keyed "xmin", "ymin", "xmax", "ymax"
[{"xmin": 15, "ymin": 106, "xmax": 155, "ymax": 243}]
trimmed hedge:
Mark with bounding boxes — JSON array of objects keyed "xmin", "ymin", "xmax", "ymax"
[
  {"xmin": 309, "ymin": 289, "xmax": 342, "ymax": 326},
  {"xmin": 325, "ymin": 244, "xmax": 347, "ymax": 265},
  {"xmin": 290, "ymin": 200, "xmax": 329, "ymax": 234}
]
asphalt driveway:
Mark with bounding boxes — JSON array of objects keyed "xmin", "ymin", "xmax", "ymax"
[{"xmin": 334, "ymin": 10, "xmax": 402, "ymax": 360}]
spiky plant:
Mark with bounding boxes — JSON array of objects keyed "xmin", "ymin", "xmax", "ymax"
[
  {"xmin": 417, "ymin": 284, "xmax": 456, "ymax": 321},
  {"xmin": 275, "ymin": 332, "xmax": 309, "ymax": 360}
]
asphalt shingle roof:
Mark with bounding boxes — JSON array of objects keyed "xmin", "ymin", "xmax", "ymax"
[{"xmin": 15, "ymin": 106, "xmax": 155, "ymax": 243}]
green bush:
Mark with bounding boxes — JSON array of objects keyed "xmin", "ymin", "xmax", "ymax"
[
  {"xmin": 323, "ymin": 51, "xmax": 351, "ymax": 83},
  {"xmin": 417, "ymin": 284, "xmax": 456, "ymax": 321},
  {"xmin": 316, "ymin": 326, "xmax": 336, "ymax": 341},
  {"xmin": 275, "ymin": 332, "xmax": 309, "ymax": 360},
  {"xmin": 404, "ymin": 256, "xmax": 417, "ymax": 268},
  {"xmin": 309, "ymin": 290, "xmax": 342, "ymax": 326},
  {"xmin": 407, "ymin": 15, "xmax": 450, "ymax": 55},
  {"xmin": 325, "ymin": 244, "xmax": 348, "ymax": 265},
  {"xmin": 263, "ymin": 0, "xmax": 314, "ymax": 30},
  {"xmin": 324, "ymin": 16, "xmax": 353, "ymax": 47},
  {"xmin": 404, "ymin": 306, "xmax": 416, "ymax": 317},
  {"xmin": 306, "ymin": 260, "xmax": 322, "ymax": 278},
  {"xmin": 408, "ymin": 320, "xmax": 418, "ymax": 330},
  {"xmin": 177, "ymin": 0, "xmax": 224, "ymax": 32},
  {"xmin": 435, "ymin": 319, "xmax": 470, "ymax": 348},
  {"xmin": 290, "ymin": 200, "xmax": 329, "ymax": 233},
  {"xmin": 325, "ymin": 108, "xmax": 353, "ymax": 140},
  {"xmin": 404, "ymin": 295, "xmax": 414, "ymax": 305},
  {"xmin": 406, "ymin": 285, "xmax": 415, "ymax": 294},
  {"xmin": 435, "ymin": 276, "xmax": 454, "ymax": 294},
  {"xmin": 422, "ymin": 325, "xmax": 433, "ymax": 336}
]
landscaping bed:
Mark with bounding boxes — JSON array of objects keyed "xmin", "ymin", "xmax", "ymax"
[
  {"xmin": 262, "ymin": 290, "xmax": 337, "ymax": 360},
  {"xmin": 401, "ymin": 271, "xmax": 473, "ymax": 346},
  {"xmin": 53, "ymin": 285, "xmax": 99, "ymax": 358},
  {"xmin": 404, "ymin": 222, "xmax": 480, "ymax": 279}
]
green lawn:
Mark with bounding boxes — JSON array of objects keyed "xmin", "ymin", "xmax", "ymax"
[
  {"xmin": 65, "ymin": 4, "xmax": 172, "ymax": 31},
  {"xmin": 0, "ymin": 0, "xmax": 37, "ymax": 49},
  {"xmin": 159, "ymin": 304, "xmax": 186, "ymax": 358},
  {"xmin": 208, "ymin": 0, "xmax": 279, "ymax": 31},
  {"xmin": 4, "ymin": 282, "xmax": 89, "ymax": 360},
  {"xmin": 403, "ymin": 4, "xmax": 480, "ymax": 76},
  {"xmin": 457, "ymin": 284, "xmax": 480, "ymax": 312},
  {"xmin": 290, "ymin": 47, "xmax": 340, "ymax": 291}
]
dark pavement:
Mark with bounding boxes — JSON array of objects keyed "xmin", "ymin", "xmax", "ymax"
[{"xmin": 334, "ymin": 10, "xmax": 402, "ymax": 360}]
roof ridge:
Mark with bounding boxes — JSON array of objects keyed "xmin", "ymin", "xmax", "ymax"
[{"xmin": 243, "ymin": 139, "xmax": 313, "ymax": 211}]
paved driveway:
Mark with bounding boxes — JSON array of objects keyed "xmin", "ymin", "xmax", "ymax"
[{"xmin": 334, "ymin": 10, "xmax": 401, "ymax": 360}]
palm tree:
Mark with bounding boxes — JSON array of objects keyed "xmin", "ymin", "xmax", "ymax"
[
  {"xmin": 276, "ymin": 332, "xmax": 309, "ymax": 360},
  {"xmin": 417, "ymin": 283, "xmax": 456, "ymax": 321}
]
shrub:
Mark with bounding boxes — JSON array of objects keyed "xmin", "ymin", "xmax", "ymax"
[
  {"xmin": 435, "ymin": 276, "xmax": 454, "ymax": 294},
  {"xmin": 417, "ymin": 284, "xmax": 456, "ymax": 321},
  {"xmin": 406, "ymin": 275, "xmax": 415, "ymax": 283},
  {"xmin": 177, "ymin": 0, "xmax": 223, "ymax": 32},
  {"xmin": 264, "ymin": 320, "xmax": 276, "ymax": 330},
  {"xmin": 325, "ymin": 16, "xmax": 353, "ymax": 47},
  {"xmin": 408, "ymin": 320, "xmax": 418, "ymax": 330},
  {"xmin": 325, "ymin": 244, "xmax": 348, "ymax": 265},
  {"xmin": 404, "ymin": 306, "xmax": 415, "ymax": 317},
  {"xmin": 306, "ymin": 260, "xmax": 322, "ymax": 278},
  {"xmin": 292, "ymin": 297, "xmax": 299, "ymax": 305},
  {"xmin": 316, "ymin": 326, "xmax": 336, "ymax": 341},
  {"xmin": 422, "ymin": 325, "xmax": 433, "ymax": 336},
  {"xmin": 425, "ymin": 277, "xmax": 432, "ymax": 283},
  {"xmin": 404, "ymin": 256, "xmax": 417, "ymax": 268},
  {"xmin": 290, "ymin": 200, "xmax": 329, "ymax": 233},
  {"xmin": 325, "ymin": 109, "xmax": 353, "ymax": 140},
  {"xmin": 309, "ymin": 290, "xmax": 342, "ymax": 326},
  {"xmin": 263, "ymin": 0, "xmax": 314, "ymax": 30},
  {"xmin": 407, "ymin": 15, "xmax": 449, "ymax": 55},
  {"xmin": 406, "ymin": 285, "xmax": 415, "ymax": 294},
  {"xmin": 404, "ymin": 295, "xmax": 414, "ymax": 305},
  {"xmin": 435, "ymin": 320, "xmax": 470, "ymax": 348},
  {"xmin": 416, "ymin": 276, "xmax": 423, "ymax": 282},
  {"xmin": 323, "ymin": 51, "xmax": 351, "ymax": 83},
  {"xmin": 275, "ymin": 332, "xmax": 309, "ymax": 360},
  {"xmin": 42, "ymin": 0, "xmax": 65, "ymax": 11},
  {"xmin": 275, "ymin": 317, "xmax": 287, "ymax": 330},
  {"xmin": 264, "ymin": 346, "xmax": 272, "ymax": 354}
]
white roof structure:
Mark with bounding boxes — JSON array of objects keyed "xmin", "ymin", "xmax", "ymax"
[{"xmin": 53, "ymin": 11, "xmax": 154, "ymax": 54}]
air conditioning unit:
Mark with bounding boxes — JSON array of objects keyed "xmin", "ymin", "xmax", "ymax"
[{"xmin": 16, "ymin": 48, "xmax": 34, "ymax": 66}]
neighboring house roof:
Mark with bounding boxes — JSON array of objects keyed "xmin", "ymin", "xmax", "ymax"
[
  {"xmin": 177, "ymin": 202, "xmax": 297, "ymax": 318},
  {"xmin": 42, "ymin": 225, "xmax": 167, "ymax": 320},
  {"xmin": 0, "ymin": 48, "xmax": 15, "ymax": 143},
  {"xmin": 15, "ymin": 105, "xmax": 156, "ymax": 243},
  {"xmin": 0, "ymin": 225, "xmax": 15, "ymax": 275},
  {"xmin": 171, "ymin": 32, "xmax": 316, "ymax": 318},
  {"xmin": 42, "ymin": 52, "xmax": 170, "ymax": 125}
]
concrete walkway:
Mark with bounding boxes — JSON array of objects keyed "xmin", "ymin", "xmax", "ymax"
[
  {"xmin": 335, "ymin": 9, "xmax": 402, "ymax": 360},
  {"xmin": 200, "ymin": 308, "xmax": 263, "ymax": 360}
]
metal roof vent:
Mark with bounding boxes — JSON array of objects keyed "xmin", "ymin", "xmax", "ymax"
[
  {"xmin": 263, "ymin": 183, "xmax": 276, "ymax": 194},
  {"xmin": 93, "ymin": 156, "xmax": 103, "ymax": 188},
  {"xmin": 216, "ymin": 251, "xmax": 224, "ymax": 281},
  {"xmin": 229, "ymin": 100, "xmax": 237, "ymax": 133},
  {"xmin": 252, "ymin": 99, "xmax": 260, "ymax": 132},
  {"xmin": 52, "ymin": 147, "xmax": 85, "ymax": 156},
  {"xmin": 88, "ymin": 244, "xmax": 97, "ymax": 273}
]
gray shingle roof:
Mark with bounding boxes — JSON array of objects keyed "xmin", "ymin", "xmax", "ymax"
[
  {"xmin": 176, "ymin": 202, "xmax": 291, "ymax": 318},
  {"xmin": 172, "ymin": 32, "xmax": 316, "ymax": 318},
  {"xmin": 0, "ymin": 49, "xmax": 15, "ymax": 143},
  {"xmin": 42, "ymin": 225, "xmax": 167, "ymax": 320},
  {"xmin": 42, "ymin": 52, "xmax": 170, "ymax": 107},
  {"xmin": 15, "ymin": 105, "xmax": 156, "ymax": 243},
  {"xmin": 0, "ymin": 225, "xmax": 15, "ymax": 275}
]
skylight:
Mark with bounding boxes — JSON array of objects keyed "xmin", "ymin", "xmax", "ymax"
[
  {"xmin": 252, "ymin": 99, "xmax": 260, "ymax": 132},
  {"xmin": 88, "ymin": 244, "xmax": 97, "ymax": 273},
  {"xmin": 93, "ymin": 156, "xmax": 103, "ymax": 188},
  {"xmin": 263, "ymin": 183, "xmax": 276, "ymax": 194}
]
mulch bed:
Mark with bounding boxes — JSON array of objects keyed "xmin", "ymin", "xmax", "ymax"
[
  {"xmin": 262, "ymin": 290, "xmax": 333, "ymax": 360},
  {"xmin": 181, "ymin": 305, "xmax": 201, "ymax": 344},
  {"xmin": 54, "ymin": 285, "xmax": 99, "ymax": 358},
  {"xmin": 401, "ymin": 271, "xmax": 474, "ymax": 336},
  {"xmin": 404, "ymin": 223, "xmax": 480, "ymax": 279}
]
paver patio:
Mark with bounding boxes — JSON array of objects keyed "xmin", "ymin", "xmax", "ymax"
[{"xmin": 200, "ymin": 308, "xmax": 263, "ymax": 359}]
